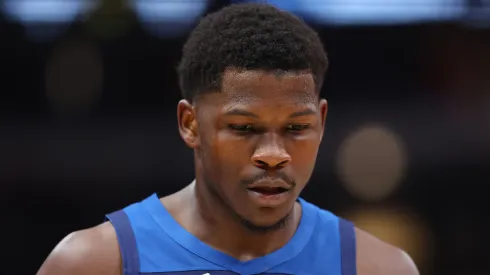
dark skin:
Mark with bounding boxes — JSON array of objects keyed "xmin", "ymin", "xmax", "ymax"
[
  {"xmin": 173, "ymin": 69, "xmax": 323, "ymax": 259},
  {"xmin": 37, "ymin": 70, "xmax": 419, "ymax": 275}
]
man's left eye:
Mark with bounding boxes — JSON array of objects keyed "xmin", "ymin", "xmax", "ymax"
[{"xmin": 286, "ymin": 124, "xmax": 310, "ymax": 131}]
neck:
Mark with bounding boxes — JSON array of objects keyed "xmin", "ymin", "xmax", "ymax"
[{"xmin": 165, "ymin": 180, "xmax": 301, "ymax": 261}]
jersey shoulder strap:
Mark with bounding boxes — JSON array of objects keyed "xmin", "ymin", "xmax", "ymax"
[
  {"xmin": 106, "ymin": 209, "xmax": 140, "ymax": 275},
  {"xmin": 338, "ymin": 218, "xmax": 357, "ymax": 275}
]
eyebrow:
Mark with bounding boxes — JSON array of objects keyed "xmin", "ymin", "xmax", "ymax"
[
  {"xmin": 289, "ymin": 108, "xmax": 316, "ymax": 118},
  {"xmin": 223, "ymin": 108, "xmax": 316, "ymax": 118}
]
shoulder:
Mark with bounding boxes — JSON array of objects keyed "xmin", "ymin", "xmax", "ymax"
[
  {"xmin": 355, "ymin": 227, "xmax": 419, "ymax": 275},
  {"xmin": 37, "ymin": 221, "xmax": 122, "ymax": 275}
]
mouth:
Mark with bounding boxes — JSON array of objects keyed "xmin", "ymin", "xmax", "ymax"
[{"xmin": 247, "ymin": 186, "xmax": 290, "ymax": 196}]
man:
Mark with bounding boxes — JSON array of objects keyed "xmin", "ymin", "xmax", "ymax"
[{"xmin": 37, "ymin": 3, "xmax": 419, "ymax": 275}]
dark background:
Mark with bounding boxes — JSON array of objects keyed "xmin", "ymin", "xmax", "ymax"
[{"xmin": 1, "ymin": 0, "xmax": 489, "ymax": 274}]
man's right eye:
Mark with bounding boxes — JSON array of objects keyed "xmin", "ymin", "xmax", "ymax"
[{"xmin": 228, "ymin": 124, "xmax": 253, "ymax": 132}]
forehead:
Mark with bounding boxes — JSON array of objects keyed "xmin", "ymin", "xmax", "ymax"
[{"xmin": 219, "ymin": 69, "xmax": 317, "ymax": 106}]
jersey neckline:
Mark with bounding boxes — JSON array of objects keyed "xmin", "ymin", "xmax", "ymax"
[{"xmin": 141, "ymin": 193, "xmax": 318, "ymax": 275}]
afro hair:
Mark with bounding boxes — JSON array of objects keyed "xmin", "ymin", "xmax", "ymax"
[{"xmin": 177, "ymin": 3, "xmax": 328, "ymax": 101}]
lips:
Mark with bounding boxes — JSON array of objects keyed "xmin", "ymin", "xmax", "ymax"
[
  {"xmin": 247, "ymin": 186, "xmax": 289, "ymax": 195},
  {"xmin": 246, "ymin": 179, "xmax": 291, "ymax": 196},
  {"xmin": 246, "ymin": 183, "xmax": 292, "ymax": 207}
]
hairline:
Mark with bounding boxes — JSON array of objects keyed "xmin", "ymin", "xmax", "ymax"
[{"xmin": 190, "ymin": 68, "xmax": 322, "ymax": 104}]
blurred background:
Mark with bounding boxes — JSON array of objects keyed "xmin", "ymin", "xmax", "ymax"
[{"xmin": 0, "ymin": 0, "xmax": 489, "ymax": 274}]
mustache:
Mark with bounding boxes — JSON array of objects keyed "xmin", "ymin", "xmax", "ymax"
[{"xmin": 241, "ymin": 171, "xmax": 296, "ymax": 187}]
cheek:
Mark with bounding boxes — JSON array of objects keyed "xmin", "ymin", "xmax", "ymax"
[
  {"xmin": 216, "ymin": 131, "xmax": 253, "ymax": 160},
  {"xmin": 215, "ymin": 137, "xmax": 251, "ymax": 175},
  {"xmin": 201, "ymin": 131, "xmax": 251, "ymax": 179},
  {"xmin": 288, "ymin": 139, "xmax": 321, "ymax": 175}
]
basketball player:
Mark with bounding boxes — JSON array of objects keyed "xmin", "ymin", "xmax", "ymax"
[{"xmin": 37, "ymin": 3, "xmax": 419, "ymax": 275}]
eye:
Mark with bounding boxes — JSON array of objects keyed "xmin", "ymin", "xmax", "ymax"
[
  {"xmin": 228, "ymin": 124, "xmax": 254, "ymax": 132},
  {"xmin": 286, "ymin": 124, "xmax": 310, "ymax": 132}
]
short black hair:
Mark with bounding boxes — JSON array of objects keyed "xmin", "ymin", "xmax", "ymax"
[{"xmin": 177, "ymin": 3, "xmax": 328, "ymax": 101}]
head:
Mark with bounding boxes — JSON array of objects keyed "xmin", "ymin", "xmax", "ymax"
[{"xmin": 177, "ymin": 3, "xmax": 328, "ymax": 233}]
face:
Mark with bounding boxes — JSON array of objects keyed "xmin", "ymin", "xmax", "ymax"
[{"xmin": 178, "ymin": 69, "xmax": 327, "ymax": 231}]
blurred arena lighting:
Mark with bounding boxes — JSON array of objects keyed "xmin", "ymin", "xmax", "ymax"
[
  {"xmin": 82, "ymin": 0, "xmax": 137, "ymax": 40},
  {"xmin": 234, "ymin": 0, "xmax": 467, "ymax": 26},
  {"xmin": 344, "ymin": 207, "xmax": 432, "ymax": 268},
  {"xmin": 299, "ymin": 0, "xmax": 467, "ymax": 25},
  {"xmin": 1, "ymin": 0, "xmax": 92, "ymax": 42},
  {"xmin": 336, "ymin": 124, "xmax": 407, "ymax": 202},
  {"xmin": 131, "ymin": 0, "xmax": 209, "ymax": 38},
  {"xmin": 231, "ymin": 0, "xmax": 302, "ymax": 12},
  {"xmin": 45, "ymin": 38, "xmax": 103, "ymax": 115}
]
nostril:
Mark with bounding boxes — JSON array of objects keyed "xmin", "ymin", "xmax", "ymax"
[
  {"xmin": 276, "ymin": 160, "xmax": 289, "ymax": 168},
  {"xmin": 253, "ymin": 159, "xmax": 290, "ymax": 169},
  {"xmin": 254, "ymin": 160, "xmax": 268, "ymax": 168}
]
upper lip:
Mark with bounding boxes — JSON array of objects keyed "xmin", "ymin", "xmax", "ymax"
[{"xmin": 247, "ymin": 178, "xmax": 291, "ymax": 190}]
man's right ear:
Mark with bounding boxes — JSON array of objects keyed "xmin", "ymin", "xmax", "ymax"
[{"xmin": 177, "ymin": 100, "xmax": 199, "ymax": 149}]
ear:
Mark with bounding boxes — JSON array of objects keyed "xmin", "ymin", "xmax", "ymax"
[
  {"xmin": 319, "ymin": 98, "xmax": 328, "ymax": 140},
  {"xmin": 177, "ymin": 99, "xmax": 199, "ymax": 149}
]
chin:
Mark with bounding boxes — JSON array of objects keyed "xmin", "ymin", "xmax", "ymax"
[{"xmin": 238, "ymin": 211, "xmax": 292, "ymax": 234}]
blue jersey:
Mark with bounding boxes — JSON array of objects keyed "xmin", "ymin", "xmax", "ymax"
[{"xmin": 106, "ymin": 194, "xmax": 356, "ymax": 275}]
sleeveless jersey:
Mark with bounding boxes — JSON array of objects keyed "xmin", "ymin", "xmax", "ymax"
[{"xmin": 106, "ymin": 194, "xmax": 356, "ymax": 275}]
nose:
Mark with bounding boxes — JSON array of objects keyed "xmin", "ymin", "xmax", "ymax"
[{"xmin": 251, "ymin": 134, "xmax": 291, "ymax": 169}]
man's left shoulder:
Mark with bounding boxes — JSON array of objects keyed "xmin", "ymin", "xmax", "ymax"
[{"xmin": 355, "ymin": 227, "xmax": 419, "ymax": 275}]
